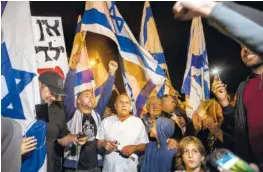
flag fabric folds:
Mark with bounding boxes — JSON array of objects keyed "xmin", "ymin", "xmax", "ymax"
[
  {"xmin": 81, "ymin": 1, "xmax": 166, "ymax": 116},
  {"xmin": 181, "ymin": 17, "xmax": 210, "ymax": 118},
  {"xmin": 140, "ymin": 1, "xmax": 167, "ymax": 70},
  {"xmin": 69, "ymin": 15, "xmax": 95, "ymax": 96},
  {"xmin": 1, "ymin": 2, "xmax": 47, "ymax": 171},
  {"xmin": 70, "ymin": 15, "xmax": 117, "ymax": 102},
  {"xmin": 140, "ymin": 1, "xmax": 177, "ymax": 97}
]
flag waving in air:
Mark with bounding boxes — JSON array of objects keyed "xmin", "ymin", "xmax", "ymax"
[
  {"xmin": 181, "ymin": 17, "xmax": 210, "ymax": 118},
  {"xmin": 81, "ymin": 1, "xmax": 166, "ymax": 116},
  {"xmin": 140, "ymin": 1, "xmax": 178, "ymax": 97}
]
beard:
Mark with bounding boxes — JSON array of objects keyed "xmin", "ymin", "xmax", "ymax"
[
  {"xmin": 246, "ymin": 58, "xmax": 263, "ymax": 69},
  {"xmin": 249, "ymin": 61, "xmax": 263, "ymax": 69}
]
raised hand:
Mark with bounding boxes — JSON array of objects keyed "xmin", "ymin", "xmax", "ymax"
[
  {"xmin": 173, "ymin": 1, "xmax": 217, "ymax": 20},
  {"xmin": 211, "ymin": 76, "xmax": 229, "ymax": 107},
  {"xmin": 69, "ymin": 52, "xmax": 81, "ymax": 70},
  {"xmin": 108, "ymin": 60, "xmax": 118, "ymax": 75}
]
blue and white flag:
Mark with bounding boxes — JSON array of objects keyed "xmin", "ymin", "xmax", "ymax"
[
  {"xmin": 140, "ymin": 1, "xmax": 176, "ymax": 97},
  {"xmin": 1, "ymin": 2, "xmax": 47, "ymax": 171},
  {"xmin": 140, "ymin": 1, "xmax": 167, "ymax": 70},
  {"xmin": 181, "ymin": 17, "xmax": 210, "ymax": 118},
  {"xmin": 69, "ymin": 16, "xmax": 95, "ymax": 96},
  {"xmin": 81, "ymin": 1, "xmax": 166, "ymax": 116}
]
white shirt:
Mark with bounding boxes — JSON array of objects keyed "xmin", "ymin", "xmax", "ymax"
[{"xmin": 97, "ymin": 115, "xmax": 149, "ymax": 172}]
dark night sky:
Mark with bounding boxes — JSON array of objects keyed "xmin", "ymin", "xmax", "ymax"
[{"xmin": 30, "ymin": 1, "xmax": 263, "ymax": 95}]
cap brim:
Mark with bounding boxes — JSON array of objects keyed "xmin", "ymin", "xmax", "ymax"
[{"xmin": 47, "ymin": 85, "xmax": 66, "ymax": 96}]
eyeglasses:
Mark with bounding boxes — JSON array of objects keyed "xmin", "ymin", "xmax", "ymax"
[{"xmin": 149, "ymin": 103, "xmax": 161, "ymax": 108}]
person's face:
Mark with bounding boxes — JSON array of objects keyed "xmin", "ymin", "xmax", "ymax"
[
  {"xmin": 147, "ymin": 98, "xmax": 162, "ymax": 118},
  {"xmin": 115, "ymin": 95, "xmax": 131, "ymax": 117},
  {"xmin": 149, "ymin": 121, "xmax": 158, "ymax": 139},
  {"xmin": 178, "ymin": 116, "xmax": 186, "ymax": 128},
  {"xmin": 162, "ymin": 96, "xmax": 176, "ymax": 113},
  {"xmin": 182, "ymin": 143, "xmax": 204, "ymax": 171},
  {"xmin": 241, "ymin": 47, "xmax": 262, "ymax": 68},
  {"xmin": 40, "ymin": 84, "xmax": 56, "ymax": 105},
  {"xmin": 77, "ymin": 90, "xmax": 95, "ymax": 109}
]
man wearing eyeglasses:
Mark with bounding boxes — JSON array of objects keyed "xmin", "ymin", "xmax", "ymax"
[
  {"xmin": 142, "ymin": 96, "xmax": 182, "ymax": 146},
  {"xmin": 38, "ymin": 72, "xmax": 87, "ymax": 172}
]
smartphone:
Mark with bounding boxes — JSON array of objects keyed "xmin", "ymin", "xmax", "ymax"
[
  {"xmin": 35, "ymin": 103, "xmax": 49, "ymax": 122},
  {"xmin": 215, "ymin": 73, "xmax": 221, "ymax": 81},
  {"xmin": 206, "ymin": 149, "xmax": 255, "ymax": 172}
]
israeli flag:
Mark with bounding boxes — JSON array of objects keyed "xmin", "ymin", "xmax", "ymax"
[
  {"xmin": 181, "ymin": 17, "xmax": 210, "ymax": 118},
  {"xmin": 140, "ymin": 1, "xmax": 172, "ymax": 97},
  {"xmin": 81, "ymin": 1, "xmax": 166, "ymax": 116},
  {"xmin": 1, "ymin": 2, "xmax": 47, "ymax": 171}
]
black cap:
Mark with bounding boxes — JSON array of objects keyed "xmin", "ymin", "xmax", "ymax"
[{"xmin": 39, "ymin": 72, "xmax": 65, "ymax": 96}]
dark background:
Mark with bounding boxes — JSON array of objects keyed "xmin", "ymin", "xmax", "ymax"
[{"xmin": 30, "ymin": 1, "xmax": 263, "ymax": 95}]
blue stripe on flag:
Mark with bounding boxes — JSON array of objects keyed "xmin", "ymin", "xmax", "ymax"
[
  {"xmin": 204, "ymin": 79, "xmax": 210, "ymax": 99},
  {"xmin": 136, "ymin": 80, "xmax": 156, "ymax": 116},
  {"xmin": 181, "ymin": 50, "xmax": 210, "ymax": 99},
  {"xmin": 75, "ymin": 21, "xmax": 81, "ymax": 33},
  {"xmin": 82, "ymin": 8, "xmax": 113, "ymax": 31},
  {"xmin": 143, "ymin": 6, "xmax": 153, "ymax": 45},
  {"xmin": 74, "ymin": 70, "xmax": 94, "ymax": 87},
  {"xmin": 152, "ymin": 53, "xmax": 166, "ymax": 64},
  {"xmin": 82, "ymin": 2, "xmax": 167, "ymax": 116},
  {"xmin": 83, "ymin": 7, "xmax": 166, "ymax": 77},
  {"xmin": 1, "ymin": 1, "xmax": 8, "ymax": 16},
  {"xmin": 181, "ymin": 70, "xmax": 191, "ymax": 95},
  {"xmin": 157, "ymin": 83, "xmax": 165, "ymax": 97},
  {"xmin": 117, "ymin": 35, "xmax": 166, "ymax": 77}
]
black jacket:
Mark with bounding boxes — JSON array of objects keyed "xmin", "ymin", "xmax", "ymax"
[{"xmin": 222, "ymin": 77, "xmax": 255, "ymax": 163}]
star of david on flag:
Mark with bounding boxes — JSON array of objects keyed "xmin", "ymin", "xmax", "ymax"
[
  {"xmin": 181, "ymin": 17, "xmax": 210, "ymax": 118},
  {"xmin": 81, "ymin": 1, "xmax": 166, "ymax": 116},
  {"xmin": 2, "ymin": 2, "xmax": 47, "ymax": 171}
]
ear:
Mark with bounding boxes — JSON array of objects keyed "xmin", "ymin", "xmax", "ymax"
[
  {"xmin": 115, "ymin": 102, "xmax": 118, "ymax": 110},
  {"xmin": 77, "ymin": 97, "xmax": 81, "ymax": 104},
  {"xmin": 39, "ymin": 81, "xmax": 42, "ymax": 89},
  {"xmin": 146, "ymin": 105, "xmax": 150, "ymax": 111}
]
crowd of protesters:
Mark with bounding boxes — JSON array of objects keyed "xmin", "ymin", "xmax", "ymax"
[{"xmin": 2, "ymin": 1, "xmax": 263, "ymax": 172}]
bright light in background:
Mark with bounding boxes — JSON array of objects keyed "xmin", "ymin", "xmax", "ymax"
[
  {"xmin": 211, "ymin": 67, "xmax": 220, "ymax": 75},
  {"xmin": 211, "ymin": 67, "xmax": 221, "ymax": 80},
  {"xmin": 89, "ymin": 60, "xmax": 96, "ymax": 67}
]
